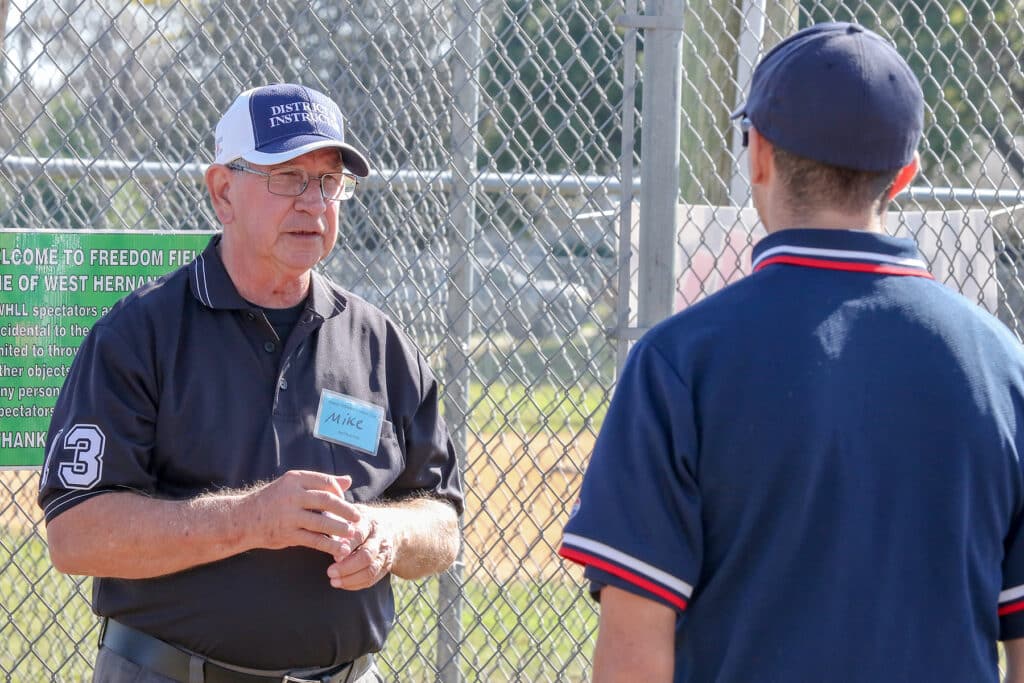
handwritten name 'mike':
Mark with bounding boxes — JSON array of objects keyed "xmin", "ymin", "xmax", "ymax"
[{"xmin": 325, "ymin": 410, "xmax": 364, "ymax": 431}]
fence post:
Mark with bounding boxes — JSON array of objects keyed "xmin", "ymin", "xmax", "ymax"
[
  {"xmin": 439, "ymin": 0, "xmax": 480, "ymax": 680},
  {"xmin": 615, "ymin": 0, "xmax": 642, "ymax": 370},
  {"xmin": 638, "ymin": 0, "xmax": 685, "ymax": 327},
  {"xmin": 728, "ymin": 0, "xmax": 766, "ymax": 206}
]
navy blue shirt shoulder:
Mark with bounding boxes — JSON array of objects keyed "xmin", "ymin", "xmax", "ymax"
[
  {"xmin": 39, "ymin": 235, "xmax": 463, "ymax": 669},
  {"xmin": 562, "ymin": 229, "xmax": 1024, "ymax": 682}
]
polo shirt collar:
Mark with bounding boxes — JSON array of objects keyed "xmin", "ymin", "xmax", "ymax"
[
  {"xmin": 307, "ymin": 269, "xmax": 348, "ymax": 320},
  {"xmin": 188, "ymin": 234, "xmax": 348, "ymax": 319},
  {"xmin": 751, "ymin": 228, "xmax": 933, "ymax": 279},
  {"xmin": 188, "ymin": 234, "xmax": 247, "ymax": 310}
]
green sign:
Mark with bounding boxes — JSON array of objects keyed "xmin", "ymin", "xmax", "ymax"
[{"xmin": 0, "ymin": 229, "xmax": 214, "ymax": 467}]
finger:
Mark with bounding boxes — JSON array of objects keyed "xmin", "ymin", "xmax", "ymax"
[
  {"xmin": 328, "ymin": 550, "xmax": 371, "ymax": 580},
  {"xmin": 294, "ymin": 529, "xmax": 349, "ymax": 558},
  {"xmin": 329, "ymin": 524, "xmax": 368, "ymax": 562},
  {"xmin": 288, "ymin": 470, "xmax": 350, "ymax": 495},
  {"xmin": 327, "ymin": 556, "xmax": 378, "ymax": 590},
  {"xmin": 330, "ymin": 569, "xmax": 373, "ymax": 591},
  {"xmin": 314, "ymin": 474, "xmax": 352, "ymax": 498},
  {"xmin": 304, "ymin": 509, "xmax": 352, "ymax": 538},
  {"xmin": 301, "ymin": 490, "xmax": 361, "ymax": 522}
]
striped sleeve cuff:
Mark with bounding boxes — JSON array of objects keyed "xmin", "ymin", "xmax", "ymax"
[
  {"xmin": 1000, "ymin": 584, "xmax": 1024, "ymax": 617},
  {"xmin": 559, "ymin": 533, "xmax": 692, "ymax": 611},
  {"xmin": 42, "ymin": 488, "xmax": 114, "ymax": 522}
]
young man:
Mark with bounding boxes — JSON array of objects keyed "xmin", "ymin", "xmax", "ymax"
[
  {"xmin": 40, "ymin": 83, "xmax": 462, "ymax": 682},
  {"xmin": 562, "ymin": 23, "xmax": 1024, "ymax": 682}
]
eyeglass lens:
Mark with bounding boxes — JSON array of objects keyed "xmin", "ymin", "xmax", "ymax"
[{"xmin": 267, "ymin": 169, "xmax": 355, "ymax": 200}]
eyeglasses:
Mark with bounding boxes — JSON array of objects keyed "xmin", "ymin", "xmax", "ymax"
[
  {"xmin": 226, "ymin": 163, "xmax": 358, "ymax": 202},
  {"xmin": 739, "ymin": 117, "xmax": 752, "ymax": 148}
]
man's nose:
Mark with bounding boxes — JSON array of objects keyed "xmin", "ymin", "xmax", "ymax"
[{"xmin": 294, "ymin": 179, "xmax": 328, "ymax": 213}]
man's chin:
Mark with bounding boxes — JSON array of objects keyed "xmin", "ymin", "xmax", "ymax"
[{"xmin": 277, "ymin": 249, "xmax": 325, "ymax": 274}]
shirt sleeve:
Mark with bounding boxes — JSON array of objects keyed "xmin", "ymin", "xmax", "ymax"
[
  {"xmin": 38, "ymin": 322, "xmax": 159, "ymax": 523},
  {"xmin": 559, "ymin": 338, "xmax": 701, "ymax": 613},
  {"xmin": 999, "ymin": 375, "xmax": 1024, "ymax": 639},
  {"xmin": 382, "ymin": 350, "xmax": 464, "ymax": 515},
  {"xmin": 1001, "ymin": 501, "xmax": 1024, "ymax": 639}
]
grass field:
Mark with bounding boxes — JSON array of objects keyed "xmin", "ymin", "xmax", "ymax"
[
  {"xmin": 468, "ymin": 380, "xmax": 608, "ymax": 436},
  {"xmin": 379, "ymin": 575, "xmax": 596, "ymax": 682},
  {"xmin": 0, "ymin": 534, "xmax": 96, "ymax": 681},
  {"xmin": 0, "ymin": 534, "xmax": 597, "ymax": 682}
]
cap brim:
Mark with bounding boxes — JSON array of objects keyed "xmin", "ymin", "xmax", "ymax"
[{"xmin": 243, "ymin": 138, "xmax": 371, "ymax": 177}]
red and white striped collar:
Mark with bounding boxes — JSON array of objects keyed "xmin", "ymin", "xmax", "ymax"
[{"xmin": 751, "ymin": 230, "xmax": 934, "ymax": 279}]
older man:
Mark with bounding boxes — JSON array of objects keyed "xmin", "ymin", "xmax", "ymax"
[
  {"xmin": 561, "ymin": 23, "xmax": 1024, "ymax": 682},
  {"xmin": 40, "ymin": 83, "xmax": 462, "ymax": 683}
]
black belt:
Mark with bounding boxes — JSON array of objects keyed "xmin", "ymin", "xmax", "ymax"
[{"xmin": 99, "ymin": 618, "xmax": 363, "ymax": 683}]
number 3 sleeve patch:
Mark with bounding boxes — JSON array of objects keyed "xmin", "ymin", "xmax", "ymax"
[{"xmin": 38, "ymin": 321, "xmax": 158, "ymax": 522}]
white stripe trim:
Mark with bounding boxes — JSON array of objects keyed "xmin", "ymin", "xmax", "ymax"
[
  {"xmin": 752, "ymin": 244, "xmax": 928, "ymax": 270},
  {"xmin": 192, "ymin": 260, "xmax": 205, "ymax": 307},
  {"xmin": 1000, "ymin": 584, "xmax": 1024, "ymax": 604},
  {"xmin": 315, "ymin": 274, "xmax": 333, "ymax": 302},
  {"xmin": 315, "ymin": 273, "xmax": 348, "ymax": 313},
  {"xmin": 197, "ymin": 253, "xmax": 212, "ymax": 307},
  {"xmin": 562, "ymin": 533, "xmax": 693, "ymax": 598},
  {"xmin": 44, "ymin": 485, "xmax": 97, "ymax": 508},
  {"xmin": 43, "ymin": 489, "xmax": 109, "ymax": 518},
  {"xmin": 201, "ymin": 254, "xmax": 212, "ymax": 307}
]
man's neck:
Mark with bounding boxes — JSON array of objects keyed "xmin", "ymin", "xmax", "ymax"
[
  {"xmin": 763, "ymin": 205, "xmax": 884, "ymax": 234},
  {"xmin": 218, "ymin": 241, "xmax": 310, "ymax": 308}
]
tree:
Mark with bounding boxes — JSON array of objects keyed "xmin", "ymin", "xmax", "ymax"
[
  {"xmin": 480, "ymin": 0, "xmax": 626, "ymax": 176},
  {"xmin": 800, "ymin": 0, "xmax": 1023, "ymax": 187},
  {"xmin": 13, "ymin": 93, "xmax": 104, "ymax": 230},
  {"xmin": 678, "ymin": 0, "xmax": 798, "ymax": 205}
]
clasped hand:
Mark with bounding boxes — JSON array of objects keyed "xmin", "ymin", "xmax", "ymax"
[{"xmin": 243, "ymin": 469, "xmax": 395, "ymax": 590}]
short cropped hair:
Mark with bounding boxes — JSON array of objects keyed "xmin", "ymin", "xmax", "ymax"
[{"xmin": 772, "ymin": 146, "xmax": 901, "ymax": 216}]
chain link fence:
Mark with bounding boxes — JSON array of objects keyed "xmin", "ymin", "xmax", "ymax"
[{"xmin": 0, "ymin": 0, "xmax": 1021, "ymax": 680}]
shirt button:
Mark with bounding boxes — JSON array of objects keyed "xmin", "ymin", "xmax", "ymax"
[
  {"xmin": 264, "ymin": 341, "xmax": 276, "ymax": 353},
  {"xmin": 246, "ymin": 312, "xmax": 256, "ymax": 321},
  {"xmin": 279, "ymin": 378, "xmax": 289, "ymax": 390}
]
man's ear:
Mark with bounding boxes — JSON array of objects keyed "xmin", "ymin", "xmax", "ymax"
[
  {"xmin": 748, "ymin": 128, "xmax": 774, "ymax": 186},
  {"xmin": 887, "ymin": 152, "xmax": 919, "ymax": 202},
  {"xmin": 205, "ymin": 164, "xmax": 235, "ymax": 225}
]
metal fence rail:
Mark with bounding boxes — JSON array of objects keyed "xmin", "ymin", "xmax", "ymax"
[{"xmin": 1, "ymin": 0, "xmax": 1021, "ymax": 681}]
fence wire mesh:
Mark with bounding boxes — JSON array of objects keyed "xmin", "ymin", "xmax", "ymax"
[{"xmin": 0, "ymin": 0, "xmax": 1021, "ymax": 681}]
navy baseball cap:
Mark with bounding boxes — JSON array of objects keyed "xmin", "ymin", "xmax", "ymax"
[
  {"xmin": 731, "ymin": 22, "xmax": 923, "ymax": 172},
  {"xmin": 214, "ymin": 83, "xmax": 370, "ymax": 177}
]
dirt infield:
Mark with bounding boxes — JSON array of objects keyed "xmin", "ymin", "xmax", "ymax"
[
  {"xmin": 462, "ymin": 430, "xmax": 592, "ymax": 581},
  {"xmin": 0, "ymin": 468, "xmax": 45, "ymax": 536},
  {"xmin": 1, "ymin": 431, "xmax": 594, "ymax": 582}
]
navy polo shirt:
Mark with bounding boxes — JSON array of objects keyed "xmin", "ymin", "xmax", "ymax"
[
  {"xmin": 39, "ymin": 235, "xmax": 463, "ymax": 670},
  {"xmin": 562, "ymin": 229, "xmax": 1024, "ymax": 682}
]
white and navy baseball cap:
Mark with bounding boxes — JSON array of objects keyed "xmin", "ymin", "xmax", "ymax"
[{"xmin": 214, "ymin": 83, "xmax": 370, "ymax": 177}]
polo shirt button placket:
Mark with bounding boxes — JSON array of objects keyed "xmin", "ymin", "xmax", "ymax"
[{"xmin": 264, "ymin": 341, "xmax": 276, "ymax": 353}]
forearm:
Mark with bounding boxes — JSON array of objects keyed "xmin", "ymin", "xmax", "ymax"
[
  {"xmin": 1005, "ymin": 638, "xmax": 1024, "ymax": 683},
  {"xmin": 45, "ymin": 490, "xmax": 252, "ymax": 579},
  {"xmin": 592, "ymin": 585, "xmax": 675, "ymax": 683},
  {"xmin": 371, "ymin": 497, "xmax": 460, "ymax": 579},
  {"xmin": 45, "ymin": 470, "xmax": 360, "ymax": 579}
]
